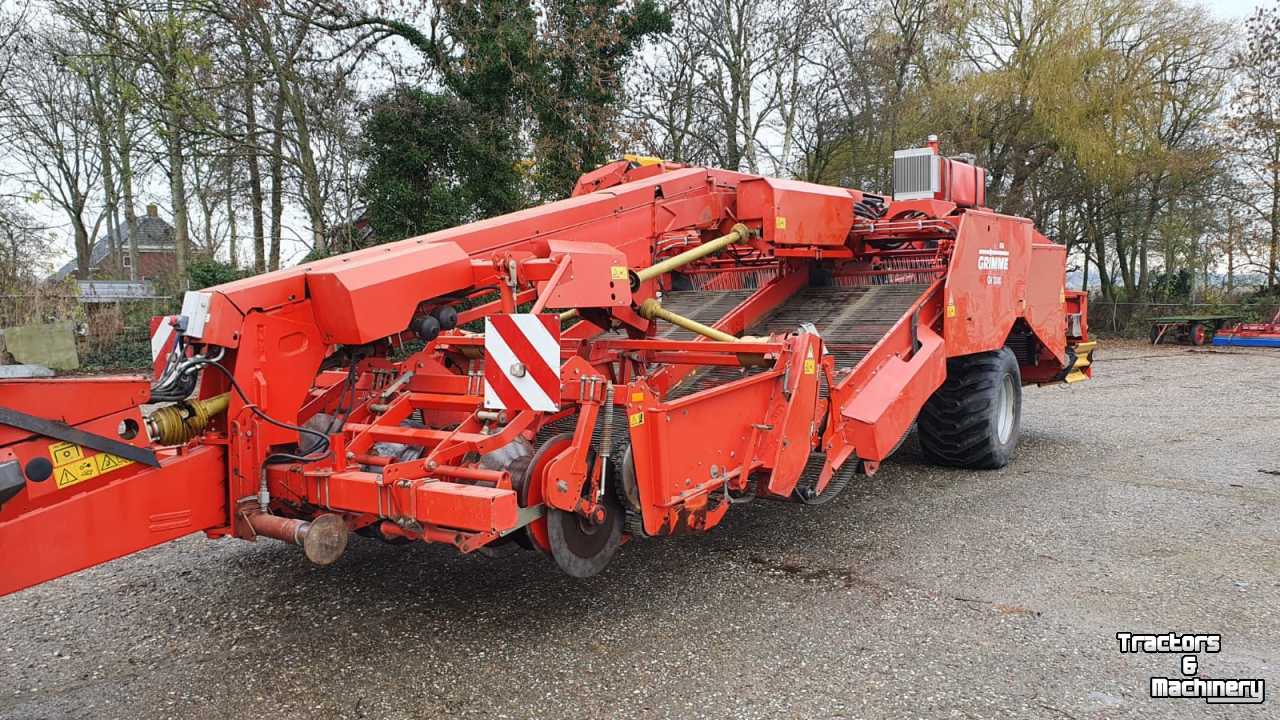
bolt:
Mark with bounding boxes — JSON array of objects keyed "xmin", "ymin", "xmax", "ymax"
[
  {"xmin": 510, "ymin": 362, "xmax": 526, "ymax": 378},
  {"xmin": 556, "ymin": 480, "xmax": 568, "ymax": 492}
]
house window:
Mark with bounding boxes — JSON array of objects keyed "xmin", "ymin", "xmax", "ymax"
[{"xmin": 122, "ymin": 253, "xmax": 132, "ymax": 268}]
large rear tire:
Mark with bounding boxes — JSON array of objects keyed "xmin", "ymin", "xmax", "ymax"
[{"xmin": 918, "ymin": 348, "xmax": 1022, "ymax": 469}]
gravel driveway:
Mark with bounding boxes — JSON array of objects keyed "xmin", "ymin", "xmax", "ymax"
[{"xmin": 3, "ymin": 340, "xmax": 1279, "ymax": 719}]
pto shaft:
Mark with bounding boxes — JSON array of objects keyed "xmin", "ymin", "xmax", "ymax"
[
  {"xmin": 634, "ymin": 223, "xmax": 751, "ymax": 283},
  {"xmin": 560, "ymin": 223, "xmax": 751, "ymax": 321},
  {"xmin": 145, "ymin": 393, "xmax": 230, "ymax": 445},
  {"xmin": 638, "ymin": 298, "xmax": 739, "ymax": 343},
  {"xmin": 637, "ymin": 298, "xmax": 769, "ymax": 367}
]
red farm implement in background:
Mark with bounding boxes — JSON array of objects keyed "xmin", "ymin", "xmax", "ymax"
[
  {"xmin": 0, "ymin": 136, "xmax": 1093, "ymax": 593},
  {"xmin": 1213, "ymin": 308, "xmax": 1280, "ymax": 348}
]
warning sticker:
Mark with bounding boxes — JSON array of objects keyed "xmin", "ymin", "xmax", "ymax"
[
  {"xmin": 49, "ymin": 441, "xmax": 83, "ymax": 465},
  {"xmin": 56, "ymin": 457, "xmax": 98, "ymax": 489},
  {"xmin": 630, "ymin": 391, "xmax": 645, "ymax": 402},
  {"xmin": 50, "ymin": 446, "xmax": 135, "ymax": 490},
  {"xmin": 803, "ymin": 347, "xmax": 816, "ymax": 375},
  {"xmin": 610, "ymin": 266, "xmax": 628, "ymax": 281},
  {"xmin": 628, "ymin": 412, "xmax": 645, "ymax": 428},
  {"xmin": 775, "ymin": 216, "xmax": 787, "ymax": 230},
  {"xmin": 94, "ymin": 453, "xmax": 134, "ymax": 474}
]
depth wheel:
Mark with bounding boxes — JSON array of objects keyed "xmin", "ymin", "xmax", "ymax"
[
  {"xmin": 917, "ymin": 348, "xmax": 1022, "ymax": 469},
  {"xmin": 509, "ymin": 432, "xmax": 577, "ymax": 554},
  {"xmin": 546, "ymin": 451, "xmax": 623, "ymax": 578},
  {"xmin": 547, "ymin": 494, "xmax": 623, "ymax": 578}
]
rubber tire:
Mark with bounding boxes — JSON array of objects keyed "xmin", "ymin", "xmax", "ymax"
[
  {"xmin": 917, "ymin": 348, "xmax": 1022, "ymax": 470},
  {"xmin": 1189, "ymin": 322, "xmax": 1207, "ymax": 346}
]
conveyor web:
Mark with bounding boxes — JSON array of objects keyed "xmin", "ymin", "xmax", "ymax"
[{"xmin": 663, "ymin": 283, "xmax": 929, "ymax": 399}]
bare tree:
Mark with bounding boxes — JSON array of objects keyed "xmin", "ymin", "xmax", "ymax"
[
  {"xmin": 0, "ymin": 0, "xmax": 31, "ymax": 90},
  {"xmin": 0, "ymin": 28, "xmax": 106, "ymax": 278},
  {"xmin": 1229, "ymin": 2, "xmax": 1280, "ymax": 288},
  {"xmin": 233, "ymin": 0, "xmax": 331, "ymax": 256},
  {"xmin": 625, "ymin": 4, "xmax": 715, "ymax": 163},
  {"xmin": 0, "ymin": 198, "xmax": 53, "ymax": 288}
]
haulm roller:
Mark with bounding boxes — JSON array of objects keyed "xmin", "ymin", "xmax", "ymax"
[{"xmin": 0, "ymin": 137, "xmax": 1092, "ymax": 591}]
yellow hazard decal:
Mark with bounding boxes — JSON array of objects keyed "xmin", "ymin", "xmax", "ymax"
[
  {"xmin": 611, "ymin": 265, "xmax": 628, "ymax": 281},
  {"xmin": 49, "ymin": 441, "xmax": 83, "ymax": 465},
  {"xmin": 51, "ymin": 444, "xmax": 135, "ymax": 490},
  {"xmin": 629, "ymin": 412, "xmax": 645, "ymax": 428},
  {"xmin": 56, "ymin": 457, "xmax": 98, "ymax": 489},
  {"xmin": 94, "ymin": 453, "xmax": 134, "ymax": 474},
  {"xmin": 803, "ymin": 347, "xmax": 816, "ymax": 375},
  {"xmin": 775, "ymin": 216, "xmax": 787, "ymax": 230},
  {"xmin": 946, "ymin": 301, "xmax": 957, "ymax": 318},
  {"xmin": 631, "ymin": 391, "xmax": 645, "ymax": 402}
]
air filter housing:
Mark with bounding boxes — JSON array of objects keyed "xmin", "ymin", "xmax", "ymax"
[
  {"xmin": 893, "ymin": 147, "xmax": 941, "ymax": 201},
  {"xmin": 892, "ymin": 138, "xmax": 986, "ymax": 208}
]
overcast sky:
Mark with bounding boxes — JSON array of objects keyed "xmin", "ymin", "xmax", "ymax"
[{"xmin": 1204, "ymin": 0, "xmax": 1268, "ymax": 17}]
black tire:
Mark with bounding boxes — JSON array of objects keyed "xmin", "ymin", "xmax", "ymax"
[
  {"xmin": 1189, "ymin": 322, "xmax": 1207, "ymax": 346},
  {"xmin": 917, "ymin": 348, "xmax": 1022, "ymax": 469}
]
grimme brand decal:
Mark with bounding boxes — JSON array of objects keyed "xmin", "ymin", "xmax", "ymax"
[
  {"xmin": 1115, "ymin": 632, "xmax": 1265, "ymax": 704},
  {"xmin": 977, "ymin": 247, "xmax": 1009, "ymax": 271}
]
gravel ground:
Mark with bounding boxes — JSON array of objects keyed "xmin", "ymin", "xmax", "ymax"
[{"xmin": 3, "ymin": 340, "xmax": 1279, "ymax": 719}]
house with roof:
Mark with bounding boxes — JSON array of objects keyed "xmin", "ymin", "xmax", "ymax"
[{"xmin": 51, "ymin": 204, "xmax": 176, "ymax": 283}]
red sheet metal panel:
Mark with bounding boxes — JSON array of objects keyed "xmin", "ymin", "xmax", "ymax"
[
  {"xmin": 737, "ymin": 177, "xmax": 854, "ymax": 247},
  {"xmin": 0, "ymin": 445, "xmax": 227, "ymax": 596},
  {"xmin": 942, "ymin": 211, "xmax": 1034, "ymax": 357},
  {"xmin": 415, "ymin": 482, "xmax": 519, "ymax": 533}
]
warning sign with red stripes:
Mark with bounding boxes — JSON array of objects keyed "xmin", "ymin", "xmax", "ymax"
[{"xmin": 483, "ymin": 314, "xmax": 561, "ymax": 413}]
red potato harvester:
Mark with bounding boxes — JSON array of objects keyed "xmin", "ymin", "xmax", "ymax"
[{"xmin": 0, "ymin": 137, "xmax": 1093, "ymax": 592}]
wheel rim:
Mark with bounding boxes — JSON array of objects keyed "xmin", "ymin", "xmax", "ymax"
[{"xmin": 996, "ymin": 374, "xmax": 1015, "ymax": 444}]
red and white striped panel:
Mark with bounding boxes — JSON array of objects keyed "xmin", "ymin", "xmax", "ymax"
[
  {"xmin": 483, "ymin": 314, "xmax": 561, "ymax": 413},
  {"xmin": 149, "ymin": 315, "xmax": 179, "ymax": 378}
]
